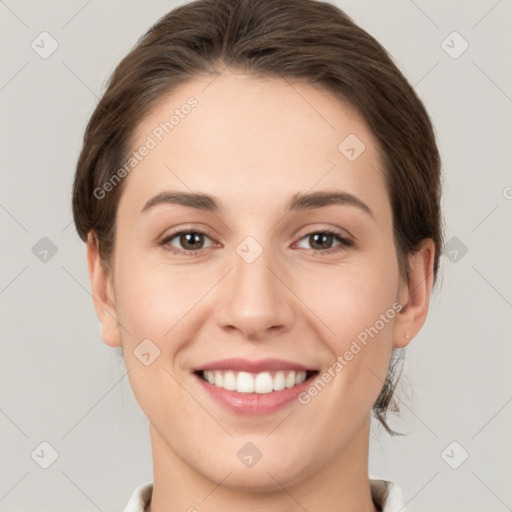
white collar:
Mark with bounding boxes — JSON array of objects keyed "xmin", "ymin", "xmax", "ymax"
[{"xmin": 123, "ymin": 478, "xmax": 407, "ymax": 511}]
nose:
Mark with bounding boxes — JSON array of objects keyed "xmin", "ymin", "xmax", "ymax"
[{"xmin": 215, "ymin": 245, "xmax": 296, "ymax": 341}]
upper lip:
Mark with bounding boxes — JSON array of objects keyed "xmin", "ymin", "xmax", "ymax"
[{"xmin": 192, "ymin": 358, "xmax": 318, "ymax": 373}]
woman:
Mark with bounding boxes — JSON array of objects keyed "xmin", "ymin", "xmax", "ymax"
[{"xmin": 72, "ymin": 0, "xmax": 442, "ymax": 510}]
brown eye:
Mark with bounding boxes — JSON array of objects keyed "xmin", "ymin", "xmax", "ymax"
[
  {"xmin": 296, "ymin": 230, "xmax": 353, "ymax": 253},
  {"xmin": 161, "ymin": 231, "xmax": 214, "ymax": 253},
  {"xmin": 309, "ymin": 232, "xmax": 335, "ymax": 250},
  {"xmin": 178, "ymin": 232, "xmax": 205, "ymax": 250}
]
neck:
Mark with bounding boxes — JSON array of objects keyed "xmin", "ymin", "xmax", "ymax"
[{"xmin": 147, "ymin": 417, "xmax": 378, "ymax": 512}]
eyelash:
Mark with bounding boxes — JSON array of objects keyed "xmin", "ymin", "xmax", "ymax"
[{"xmin": 159, "ymin": 229, "xmax": 354, "ymax": 257}]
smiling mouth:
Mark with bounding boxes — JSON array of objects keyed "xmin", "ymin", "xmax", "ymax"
[{"xmin": 194, "ymin": 369, "xmax": 319, "ymax": 394}]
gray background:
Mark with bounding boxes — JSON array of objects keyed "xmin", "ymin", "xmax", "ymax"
[{"xmin": 1, "ymin": 1, "xmax": 511, "ymax": 511}]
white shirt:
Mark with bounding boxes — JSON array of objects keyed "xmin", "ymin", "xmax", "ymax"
[{"xmin": 123, "ymin": 479, "xmax": 408, "ymax": 511}]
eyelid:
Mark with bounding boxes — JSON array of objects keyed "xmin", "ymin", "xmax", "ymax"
[
  {"xmin": 293, "ymin": 223, "xmax": 354, "ymax": 243},
  {"xmin": 159, "ymin": 223, "xmax": 217, "ymax": 242}
]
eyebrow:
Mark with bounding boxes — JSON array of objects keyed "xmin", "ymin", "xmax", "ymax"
[{"xmin": 141, "ymin": 190, "xmax": 374, "ymax": 219}]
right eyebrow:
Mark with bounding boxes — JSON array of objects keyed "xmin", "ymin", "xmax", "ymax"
[{"xmin": 141, "ymin": 191, "xmax": 221, "ymax": 214}]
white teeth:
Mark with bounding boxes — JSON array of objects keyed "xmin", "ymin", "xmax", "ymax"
[
  {"xmin": 201, "ymin": 370, "xmax": 309, "ymax": 394},
  {"xmin": 236, "ymin": 371, "xmax": 255, "ymax": 393},
  {"xmin": 273, "ymin": 371, "xmax": 286, "ymax": 390},
  {"xmin": 223, "ymin": 370, "xmax": 236, "ymax": 390},
  {"xmin": 285, "ymin": 371, "xmax": 296, "ymax": 388},
  {"xmin": 254, "ymin": 372, "xmax": 273, "ymax": 394}
]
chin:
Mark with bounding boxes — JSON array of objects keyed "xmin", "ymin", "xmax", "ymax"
[{"xmin": 195, "ymin": 452, "xmax": 313, "ymax": 493}]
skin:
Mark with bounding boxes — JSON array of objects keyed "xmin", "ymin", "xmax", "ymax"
[{"xmin": 87, "ymin": 69, "xmax": 434, "ymax": 512}]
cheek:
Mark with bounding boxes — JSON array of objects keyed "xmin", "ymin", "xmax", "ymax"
[
  {"xmin": 112, "ymin": 260, "xmax": 201, "ymax": 419},
  {"xmin": 113, "ymin": 257, "xmax": 207, "ymax": 342},
  {"xmin": 294, "ymin": 257, "xmax": 399, "ymax": 404},
  {"xmin": 296, "ymin": 257, "xmax": 399, "ymax": 345}
]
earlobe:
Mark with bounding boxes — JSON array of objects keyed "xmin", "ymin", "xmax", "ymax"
[
  {"xmin": 393, "ymin": 238, "xmax": 436, "ymax": 348},
  {"xmin": 86, "ymin": 232, "xmax": 122, "ymax": 348}
]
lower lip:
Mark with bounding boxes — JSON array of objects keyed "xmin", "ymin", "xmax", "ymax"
[{"xmin": 193, "ymin": 373, "xmax": 316, "ymax": 415}]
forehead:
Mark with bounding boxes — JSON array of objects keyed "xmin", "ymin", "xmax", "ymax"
[{"xmin": 120, "ymin": 71, "xmax": 390, "ymax": 222}]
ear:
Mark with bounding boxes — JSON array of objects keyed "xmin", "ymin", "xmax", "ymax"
[
  {"xmin": 393, "ymin": 238, "xmax": 436, "ymax": 348},
  {"xmin": 86, "ymin": 231, "xmax": 122, "ymax": 348}
]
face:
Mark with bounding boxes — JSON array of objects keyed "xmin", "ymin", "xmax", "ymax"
[{"xmin": 89, "ymin": 70, "xmax": 433, "ymax": 492}]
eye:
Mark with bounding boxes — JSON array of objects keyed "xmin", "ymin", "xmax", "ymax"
[
  {"xmin": 160, "ymin": 230, "xmax": 215, "ymax": 254},
  {"xmin": 160, "ymin": 228, "xmax": 353, "ymax": 256},
  {"xmin": 295, "ymin": 230, "xmax": 353, "ymax": 254}
]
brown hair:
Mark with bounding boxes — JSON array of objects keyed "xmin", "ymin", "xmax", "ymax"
[{"xmin": 72, "ymin": 0, "xmax": 442, "ymax": 434}]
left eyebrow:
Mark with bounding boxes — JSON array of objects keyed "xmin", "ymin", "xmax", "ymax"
[{"xmin": 286, "ymin": 191, "xmax": 375, "ymax": 219}]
